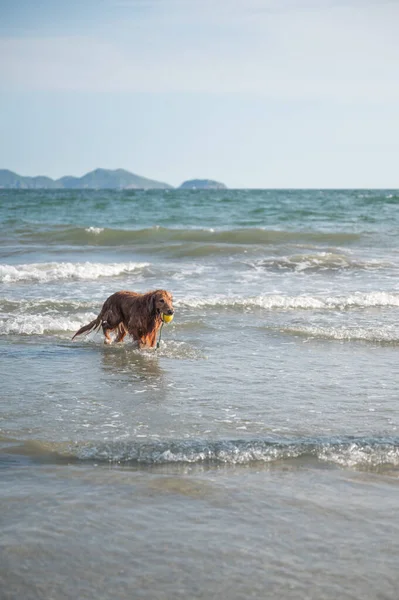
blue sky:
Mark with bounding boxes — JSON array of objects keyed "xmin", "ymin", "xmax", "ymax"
[{"xmin": 0, "ymin": 0, "xmax": 398, "ymax": 188}]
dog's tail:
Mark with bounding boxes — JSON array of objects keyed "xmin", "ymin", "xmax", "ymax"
[{"xmin": 72, "ymin": 315, "xmax": 102, "ymax": 340}]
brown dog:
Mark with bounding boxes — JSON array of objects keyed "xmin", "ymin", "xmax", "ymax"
[{"xmin": 72, "ymin": 289, "xmax": 174, "ymax": 347}]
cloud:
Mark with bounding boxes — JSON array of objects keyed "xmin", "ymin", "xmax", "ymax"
[{"xmin": 1, "ymin": 0, "xmax": 398, "ymax": 102}]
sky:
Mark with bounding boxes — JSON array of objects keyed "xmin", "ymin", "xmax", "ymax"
[{"xmin": 0, "ymin": 0, "xmax": 398, "ymax": 188}]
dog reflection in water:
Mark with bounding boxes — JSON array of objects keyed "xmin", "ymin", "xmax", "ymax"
[
  {"xmin": 72, "ymin": 290, "xmax": 174, "ymax": 348},
  {"xmin": 101, "ymin": 346, "xmax": 165, "ymax": 380}
]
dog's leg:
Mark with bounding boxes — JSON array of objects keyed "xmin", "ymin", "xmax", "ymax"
[
  {"xmin": 102, "ymin": 321, "xmax": 113, "ymax": 345},
  {"xmin": 101, "ymin": 308, "xmax": 123, "ymax": 345},
  {"xmin": 126, "ymin": 326, "xmax": 140, "ymax": 347},
  {"xmin": 132, "ymin": 332, "xmax": 149, "ymax": 349},
  {"xmin": 115, "ymin": 323, "xmax": 127, "ymax": 343},
  {"xmin": 144, "ymin": 331, "xmax": 157, "ymax": 348}
]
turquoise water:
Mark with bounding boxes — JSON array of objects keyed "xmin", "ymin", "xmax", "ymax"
[{"xmin": 1, "ymin": 189, "xmax": 399, "ymax": 599}]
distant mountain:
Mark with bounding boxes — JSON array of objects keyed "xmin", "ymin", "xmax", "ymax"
[
  {"xmin": 0, "ymin": 168, "xmax": 173, "ymax": 190},
  {"xmin": 0, "ymin": 169, "xmax": 59, "ymax": 189},
  {"xmin": 179, "ymin": 179, "xmax": 227, "ymax": 190}
]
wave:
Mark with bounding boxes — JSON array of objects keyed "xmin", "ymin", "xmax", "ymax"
[
  {"xmin": 0, "ymin": 261, "xmax": 149, "ymax": 284},
  {"xmin": 0, "ymin": 312, "xmax": 97, "ymax": 336},
  {"xmin": 1, "ymin": 291, "xmax": 399, "ymax": 336},
  {"xmin": 14, "ymin": 225, "xmax": 361, "ymax": 247},
  {"xmin": 249, "ymin": 252, "xmax": 392, "ymax": 273},
  {"xmin": 279, "ymin": 325, "xmax": 399, "ymax": 344},
  {"xmin": 4, "ymin": 436, "xmax": 399, "ymax": 471},
  {"xmin": 0, "ymin": 298, "xmax": 96, "ymax": 313},
  {"xmin": 3, "ymin": 313, "xmax": 397, "ymax": 344},
  {"xmin": 5, "ymin": 292, "xmax": 399, "ymax": 316},
  {"xmin": 180, "ymin": 291, "xmax": 399, "ymax": 311}
]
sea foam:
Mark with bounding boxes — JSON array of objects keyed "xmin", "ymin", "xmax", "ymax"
[
  {"xmin": 0, "ymin": 313, "xmax": 97, "ymax": 336},
  {"xmin": 251, "ymin": 252, "xmax": 391, "ymax": 273},
  {"xmin": 280, "ymin": 325, "xmax": 399, "ymax": 344},
  {"xmin": 19, "ymin": 436, "xmax": 399, "ymax": 471},
  {"xmin": 178, "ymin": 291, "xmax": 399, "ymax": 311},
  {"xmin": 0, "ymin": 261, "xmax": 150, "ymax": 284}
]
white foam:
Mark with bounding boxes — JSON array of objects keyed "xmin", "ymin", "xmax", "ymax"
[
  {"xmin": 0, "ymin": 261, "xmax": 150, "ymax": 284},
  {"xmin": 0, "ymin": 312, "xmax": 97, "ymax": 336},
  {"xmin": 84, "ymin": 227, "xmax": 104, "ymax": 234},
  {"xmin": 250, "ymin": 253, "xmax": 391, "ymax": 273},
  {"xmin": 282, "ymin": 324, "xmax": 399, "ymax": 344},
  {"xmin": 0, "ymin": 297, "xmax": 96, "ymax": 311},
  {"xmin": 178, "ymin": 291, "xmax": 399, "ymax": 311},
  {"xmin": 70, "ymin": 440, "xmax": 302, "ymax": 464},
  {"xmin": 64, "ymin": 438, "xmax": 399, "ymax": 469},
  {"xmin": 318, "ymin": 443, "xmax": 399, "ymax": 468}
]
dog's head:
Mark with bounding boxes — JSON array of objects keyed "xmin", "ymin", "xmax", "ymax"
[{"xmin": 150, "ymin": 290, "xmax": 174, "ymax": 317}]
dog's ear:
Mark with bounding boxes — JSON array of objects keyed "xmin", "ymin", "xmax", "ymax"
[{"xmin": 148, "ymin": 292, "xmax": 156, "ymax": 314}]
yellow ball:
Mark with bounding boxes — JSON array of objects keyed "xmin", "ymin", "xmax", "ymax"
[{"xmin": 162, "ymin": 313, "xmax": 174, "ymax": 324}]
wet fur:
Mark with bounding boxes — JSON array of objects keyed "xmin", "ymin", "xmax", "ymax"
[{"xmin": 72, "ymin": 290, "xmax": 174, "ymax": 348}]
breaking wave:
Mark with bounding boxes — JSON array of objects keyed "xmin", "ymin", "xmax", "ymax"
[
  {"xmin": 180, "ymin": 291, "xmax": 399, "ymax": 311},
  {"xmin": 4, "ymin": 292, "xmax": 399, "ymax": 317},
  {"xmin": 1, "ymin": 291, "xmax": 399, "ymax": 337},
  {"xmin": 5, "ymin": 436, "xmax": 399, "ymax": 471},
  {"xmin": 0, "ymin": 298, "xmax": 96, "ymax": 313},
  {"xmin": 279, "ymin": 325, "xmax": 399, "ymax": 344},
  {"xmin": 0, "ymin": 261, "xmax": 150, "ymax": 284},
  {"xmin": 0, "ymin": 297, "xmax": 98, "ymax": 336},
  {"xmin": 0, "ymin": 312, "xmax": 97, "ymax": 336},
  {"xmin": 250, "ymin": 252, "xmax": 392, "ymax": 273}
]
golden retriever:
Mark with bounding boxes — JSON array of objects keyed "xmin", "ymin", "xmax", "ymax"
[{"xmin": 72, "ymin": 289, "xmax": 174, "ymax": 348}]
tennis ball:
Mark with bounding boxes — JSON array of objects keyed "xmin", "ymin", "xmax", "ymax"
[{"xmin": 162, "ymin": 313, "xmax": 174, "ymax": 324}]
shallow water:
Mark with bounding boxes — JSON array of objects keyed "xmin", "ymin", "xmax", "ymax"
[{"xmin": 1, "ymin": 189, "xmax": 399, "ymax": 599}]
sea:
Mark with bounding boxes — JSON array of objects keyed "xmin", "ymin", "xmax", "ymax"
[{"xmin": 1, "ymin": 188, "xmax": 399, "ymax": 599}]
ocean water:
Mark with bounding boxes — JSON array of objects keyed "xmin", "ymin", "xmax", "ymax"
[{"xmin": 1, "ymin": 188, "xmax": 399, "ymax": 599}]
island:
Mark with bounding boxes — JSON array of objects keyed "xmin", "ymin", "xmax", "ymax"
[{"xmin": 179, "ymin": 179, "xmax": 227, "ymax": 190}]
